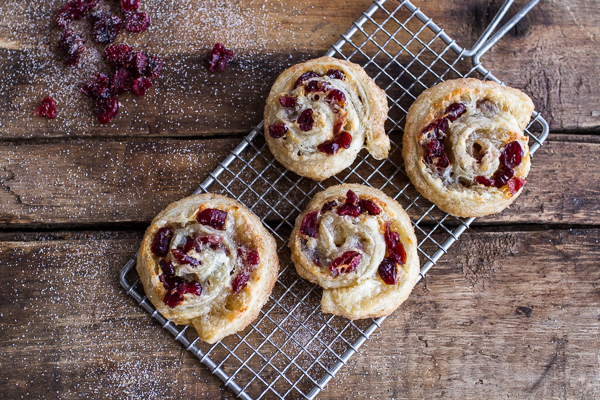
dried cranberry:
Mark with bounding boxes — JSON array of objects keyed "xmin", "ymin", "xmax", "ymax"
[
  {"xmin": 325, "ymin": 89, "xmax": 346, "ymax": 106},
  {"xmin": 329, "ymin": 251, "xmax": 362, "ymax": 277},
  {"xmin": 104, "ymin": 44, "xmax": 134, "ymax": 68},
  {"xmin": 378, "ymin": 258, "xmax": 397, "ymax": 285},
  {"xmin": 109, "ymin": 69, "xmax": 132, "ymax": 96},
  {"xmin": 336, "ymin": 131, "xmax": 352, "ymax": 149},
  {"xmin": 81, "ymin": 72, "xmax": 110, "ymax": 99},
  {"xmin": 120, "ymin": 0, "xmax": 140, "ymax": 12},
  {"xmin": 299, "ymin": 210, "xmax": 319, "ymax": 238},
  {"xmin": 133, "ymin": 51, "xmax": 148, "ymax": 76},
  {"xmin": 151, "ymin": 226, "xmax": 172, "ymax": 257},
  {"xmin": 196, "ymin": 208, "xmax": 227, "ymax": 230},
  {"xmin": 360, "ymin": 199, "xmax": 381, "ymax": 215},
  {"xmin": 297, "ymin": 109, "xmax": 314, "ymax": 131},
  {"xmin": 293, "ymin": 71, "xmax": 319, "ymax": 89},
  {"xmin": 90, "ymin": 12, "xmax": 121, "ymax": 44},
  {"xmin": 337, "ymin": 203, "xmax": 361, "ymax": 217},
  {"xmin": 159, "ymin": 272, "xmax": 183, "ymax": 292},
  {"xmin": 180, "ymin": 236, "xmax": 195, "ymax": 253},
  {"xmin": 436, "ymin": 153, "xmax": 451, "ymax": 169},
  {"xmin": 33, "ymin": 97, "xmax": 57, "ymax": 119},
  {"xmin": 305, "ymin": 80, "xmax": 331, "ymax": 93},
  {"xmin": 131, "ymin": 76, "xmax": 152, "ymax": 96},
  {"xmin": 423, "ymin": 118, "xmax": 448, "ymax": 139},
  {"xmin": 245, "ymin": 249, "xmax": 260, "ymax": 266},
  {"xmin": 56, "ymin": 0, "xmax": 97, "ymax": 28},
  {"xmin": 423, "ymin": 139, "xmax": 445, "ymax": 164},
  {"xmin": 326, "ymin": 69, "xmax": 345, "ymax": 80},
  {"xmin": 500, "ymin": 141, "xmax": 523, "ymax": 169},
  {"xmin": 507, "ymin": 177, "xmax": 526, "ymax": 195},
  {"xmin": 180, "ymin": 281, "xmax": 202, "ymax": 296},
  {"xmin": 171, "ymin": 249, "xmax": 201, "ymax": 267},
  {"xmin": 159, "ymin": 259, "xmax": 175, "ymax": 277},
  {"xmin": 268, "ymin": 123, "xmax": 287, "ymax": 139},
  {"xmin": 493, "ymin": 166, "xmax": 514, "ymax": 188},
  {"xmin": 389, "ymin": 241, "xmax": 406, "ymax": 266},
  {"xmin": 317, "ymin": 140, "xmax": 340, "ymax": 155},
  {"xmin": 145, "ymin": 56, "xmax": 164, "ymax": 79},
  {"xmin": 383, "ymin": 223, "xmax": 406, "ymax": 264},
  {"xmin": 57, "ymin": 29, "xmax": 86, "ymax": 66},
  {"xmin": 321, "ymin": 201, "xmax": 337, "ymax": 213},
  {"xmin": 444, "ymin": 102, "xmax": 467, "ymax": 122},
  {"xmin": 125, "ymin": 12, "xmax": 150, "ymax": 33},
  {"xmin": 208, "ymin": 43, "xmax": 235, "ymax": 72},
  {"xmin": 232, "ymin": 270, "xmax": 251, "ymax": 294},
  {"xmin": 279, "ymin": 96, "xmax": 297, "ymax": 108},
  {"xmin": 163, "ymin": 289, "xmax": 184, "ymax": 308},
  {"xmin": 95, "ymin": 97, "xmax": 118, "ymax": 124},
  {"xmin": 194, "ymin": 235, "xmax": 226, "ymax": 252},
  {"xmin": 346, "ymin": 190, "xmax": 359, "ymax": 204},
  {"xmin": 475, "ymin": 176, "xmax": 493, "ymax": 187}
]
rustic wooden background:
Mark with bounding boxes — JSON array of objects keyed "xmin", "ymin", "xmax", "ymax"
[{"xmin": 1, "ymin": 0, "xmax": 599, "ymax": 399}]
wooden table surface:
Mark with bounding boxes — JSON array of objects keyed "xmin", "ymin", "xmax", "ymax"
[{"xmin": 1, "ymin": 0, "xmax": 599, "ymax": 399}]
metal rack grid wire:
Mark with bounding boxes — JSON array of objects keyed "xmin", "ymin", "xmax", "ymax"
[{"xmin": 120, "ymin": 0, "xmax": 549, "ymax": 399}]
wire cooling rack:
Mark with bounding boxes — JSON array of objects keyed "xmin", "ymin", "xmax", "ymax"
[{"xmin": 120, "ymin": 0, "xmax": 548, "ymax": 398}]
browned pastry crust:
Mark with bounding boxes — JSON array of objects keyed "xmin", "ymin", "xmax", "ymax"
[
  {"xmin": 264, "ymin": 56, "xmax": 390, "ymax": 181},
  {"xmin": 289, "ymin": 184, "xmax": 420, "ymax": 320},
  {"xmin": 137, "ymin": 194, "xmax": 279, "ymax": 344},
  {"xmin": 403, "ymin": 78, "xmax": 534, "ymax": 217}
]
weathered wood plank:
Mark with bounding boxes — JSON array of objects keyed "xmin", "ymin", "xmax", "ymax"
[
  {"xmin": 1, "ymin": 228, "xmax": 598, "ymax": 399},
  {"xmin": 0, "ymin": 0, "xmax": 597, "ymax": 139},
  {"xmin": 0, "ymin": 135, "xmax": 598, "ymax": 228}
]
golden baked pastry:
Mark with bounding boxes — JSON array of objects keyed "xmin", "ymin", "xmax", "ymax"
[
  {"xmin": 403, "ymin": 78, "xmax": 534, "ymax": 218},
  {"xmin": 264, "ymin": 56, "xmax": 390, "ymax": 181},
  {"xmin": 289, "ymin": 184, "xmax": 420, "ymax": 319},
  {"xmin": 137, "ymin": 194, "xmax": 279, "ymax": 344}
]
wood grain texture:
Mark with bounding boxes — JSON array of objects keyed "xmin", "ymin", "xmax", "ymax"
[
  {"xmin": 0, "ymin": 135, "xmax": 598, "ymax": 228},
  {"xmin": 0, "ymin": 0, "xmax": 597, "ymax": 139},
  {"xmin": 0, "ymin": 228, "xmax": 598, "ymax": 399}
]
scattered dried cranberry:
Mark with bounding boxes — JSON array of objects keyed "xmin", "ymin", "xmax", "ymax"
[
  {"xmin": 245, "ymin": 249, "xmax": 260, "ymax": 266},
  {"xmin": 325, "ymin": 89, "xmax": 346, "ymax": 106},
  {"xmin": 33, "ymin": 97, "xmax": 57, "ymax": 119},
  {"xmin": 151, "ymin": 226, "xmax": 172, "ymax": 257},
  {"xmin": 317, "ymin": 140, "xmax": 339, "ymax": 155},
  {"xmin": 299, "ymin": 210, "xmax": 319, "ymax": 238},
  {"xmin": 208, "ymin": 43, "xmax": 234, "ymax": 72},
  {"xmin": 444, "ymin": 103, "xmax": 467, "ymax": 122},
  {"xmin": 81, "ymin": 72, "xmax": 110, "ymax": 99},
  {"xmin": 171, "ymin": 249, "xmax": 201, "ymax": 266},
  {"xmin": 57, "ymin": 29, "xmax": 86, "ymax": 66},
  {"xmin": 180, "ymin": 236, "xmax": 195, "ymax": 253},
  {"xmin": 436, "ymin": 152, "xmax": 451, "ymax": 169},
  {"xmin": 329, "ymin": 251, "xmax": 362, "ymax": 277},
  {"xmin": 507, "ymin": 177, "xmax": 526, "ymax": 195},
  {"xmin": 326, "ymin": 69, "xmax": 345, "ymax": 80},
  {"xmin": 346, "ymin": 190, "xmax": 359, "ymax": 204},
  {"xmin": 194, "ymin": 235, "xmax": 226, "ymax": 252},
  {"xmin": 336, "ymin": 131, "xmax": 352, "ymax": 149},
  {"xmin": 133, "ymin": 51, "xmax": 148, "ymax": 76},
  {"xmin": 120, "ymin": 0, "xmax": 140, "ymax": 12},
  {"xmin": 159, "ymin": 271, "xmax": 183, "ymax": 291},
  {"xmin": 305, "ymin": 80, "xmax": 331, "ymax": 93},
  {"xmin": 145, "ymin": 56, "xmax": 164, "ymax": 79},
  {"xmin": 493, "ymin": 165, "xmax": 514, "ymax": 188},
  {"xmin": 500, "ymin": 141, "xmax": 523, "ymax": 169},
  {"xmin": 337, "ymin": 203, "xmax": 361, "ymax": 217},
  {"xmin": 159, "ymin": 259, "xmax": 175, "ymax": 276},
  {"xmin": 360, "ymin": 199, "xmax": 381, "ymax": 216},
  {"xmin": 95, "ymin": 97, "xmax": 119, "ymax": 124},
  {"xmin": 56, "ymin": 0, "xmax": 98, "ymax": 28},
  {"xmin": 378, "ymin": 258, "xmax": 397, "ymax": 285},
  {"xmin": 196, "ymin": 208, "xmax": 227, "ymax": 230},
  {"xmin": 423, "ymin": 139, "xmax": 445, "ymax": 165},
  {"xmin": 90, "ymin": 12, "xmax": 121, "ymax": 44},
  {"xmin": 384, "ymin": 223, "xmax": 406, "ymax": 265},
  {"xmin": 293, "ymin": 71, "xmax": 319, "ymax": 89},
  {"xmin": 268, "ymin": 123, "xmax": 287, "ymax": 139},
  {"xmin": 163, "ymin": 289, "xmax": 184, "ymax": 308},
  {"xmin": 475, "ymin": 176, "xmax": 493, "ymax": 187},
  {"xmin": 232, "ymin": 270, "xmax": 251, "ymax": 294},
  {"xmin": 125, "ymin": 12, "xmax": 150, "ymax": 33},
  {"xmin": 279, "ymin": 96, "xmax": 297, "ymax": 108},
  {"xmin": 131, "ymin": 76, "xmax": 152, "ymax": 96},
  {"xmin": 180, "ymin": 281, "xmax": 202, "ymax": 296},
  {"xmin": 297, "ymin": 109, "xmax": 314, "ymax": 131},
  {"xmin": 104, "ymin": 44, "xmax": 134, "ymax": 68},
  {"xmin": 109, "ymin": 69, "xmax": 133, "ymax": 96},
  {"xmin": 321, "ymin": 201, "xmax": 337, "ymax": 214}
]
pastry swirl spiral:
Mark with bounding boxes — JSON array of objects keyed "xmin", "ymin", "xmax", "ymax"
[
  {"xmin": 403, "ymin": 78, "xmax": 534, "ymax": 217},
  {"xmin": 289, "ymin": 184, "xmax": 420, "ymax": 320}
]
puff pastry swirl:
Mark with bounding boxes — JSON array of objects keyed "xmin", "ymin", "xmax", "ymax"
[
  {"xmin": 290, "ymin": 184, "xmax": 419, "ymax": 320},
  {"xmin": 264, "ymin": 56, "xmax": 390, "ymax": 181},
  {"xmin": 403, "ymin": 78, "xmax": 534, "ymax": 217},
  {"xmin": 137, "ymin": 194, "xmax": 279, "ymax": 344}
]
